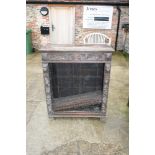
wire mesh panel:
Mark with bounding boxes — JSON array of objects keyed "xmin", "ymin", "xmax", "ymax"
[
  {"xmin": 48, "ymin": 63, "xmax": 104, "ymax": 112},
  {"xmin": 49, "ymin": 63, "xmax": 104, "ymax": 98}
]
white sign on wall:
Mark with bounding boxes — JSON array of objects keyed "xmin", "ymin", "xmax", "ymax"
[{"xmin": 83, "ymin": 6, "xmax": 113, "ymax": 29}]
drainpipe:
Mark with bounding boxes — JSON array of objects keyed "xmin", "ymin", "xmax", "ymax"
[{"xmin": 115, "ymin": 6, "xmax": 121, "ymax": 51}]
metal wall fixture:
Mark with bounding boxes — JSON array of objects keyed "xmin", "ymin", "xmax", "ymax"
[{"xmin": 40, "ymin": 7, "xmax": 49, "ymax": 16}]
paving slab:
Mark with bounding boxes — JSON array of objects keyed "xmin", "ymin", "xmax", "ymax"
[{"xmin": 26, "ymin": 51, "xmax": 129, "ymax": 155}]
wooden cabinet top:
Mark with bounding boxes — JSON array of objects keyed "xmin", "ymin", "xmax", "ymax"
[{"xmin": 39, "ymin": 44, "xmax": 115, "ymax": 53}]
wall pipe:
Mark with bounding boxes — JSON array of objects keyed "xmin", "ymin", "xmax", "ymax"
[{"xmin": 115, "ymin": 6, "xmax": 121, "ymax": 51}]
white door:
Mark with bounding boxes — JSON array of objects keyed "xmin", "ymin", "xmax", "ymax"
[{"xmin": 50, "ymin": 7, "xmax": 75, "ymax": 44}]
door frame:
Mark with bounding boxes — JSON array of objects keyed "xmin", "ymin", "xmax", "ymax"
[{"xmin": 49, "ymin": 6, "xmax": 75, "ymax": 44}]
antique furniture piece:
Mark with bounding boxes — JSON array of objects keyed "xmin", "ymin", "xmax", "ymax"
[{"xmin": 39, "ymin": 44, "xmax": 114, "ymax": 119}]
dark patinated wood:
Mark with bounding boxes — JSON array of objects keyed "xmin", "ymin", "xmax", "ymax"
[
  {"xmin": 40, "ymin": 44, "xmax": 114, "ymax": 119},
  {"xmin": 51, "ymin": 111, "xmax": 104, "ymax": 118},
  {"xmin": 53, "ymin": 91, "xmax": 102, "ymax": 111},
  {"xmin": 40, "ymin": 44, "xmax": 114, "ymax": 53}
]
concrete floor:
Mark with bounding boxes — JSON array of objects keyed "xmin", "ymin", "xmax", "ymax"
[{"xmin": 26, "ymin": 52, "xmax": 129, "ymax": 155}]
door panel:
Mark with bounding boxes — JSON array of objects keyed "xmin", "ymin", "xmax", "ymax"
[{"xmin": 50, "ymin": 7, "xmax": 75, "ymax": 44}]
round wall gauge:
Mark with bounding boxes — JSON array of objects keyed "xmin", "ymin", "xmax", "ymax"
[{"xmin": 40, "ymin": 7, "xmax": 49, "ymax": 16}]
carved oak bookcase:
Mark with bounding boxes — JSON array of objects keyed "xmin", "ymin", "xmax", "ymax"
[{"xmin": 39, "ymin": 44, "xmax": 114, "ymax": 120}]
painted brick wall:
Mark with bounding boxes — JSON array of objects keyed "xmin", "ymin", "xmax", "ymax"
[{"xmin": 26, "ymin": 4, "xmax": 129, "ymax": 51}]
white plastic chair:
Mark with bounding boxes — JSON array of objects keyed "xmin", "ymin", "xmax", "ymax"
[{"xmin": 83, "ymin": 33, "xmax": 111, "ymax": 45}]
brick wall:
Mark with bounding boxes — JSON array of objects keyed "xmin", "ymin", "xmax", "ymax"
[
  {"xmin": 26, "ymin": 4, "xmax": 129, "ymax": 51},
  {"xmin": 124, "ymin": 32, "xmax": 129, "ymax": 53},
  {"xmin": 74, "ymin": 5, "xmax": 118, "ymax": 48},
  {"xmin": 26, "ymin": 4, "xmax": 51, "ymax": 49},
  {"xmin": 117, "ymin": 6, "xmax": 129, "ymax": 50}
]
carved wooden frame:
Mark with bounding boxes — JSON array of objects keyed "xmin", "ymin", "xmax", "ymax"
[{"xmin": 41, "ymin": 51, "xmax": 112, "ymax": 119}]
